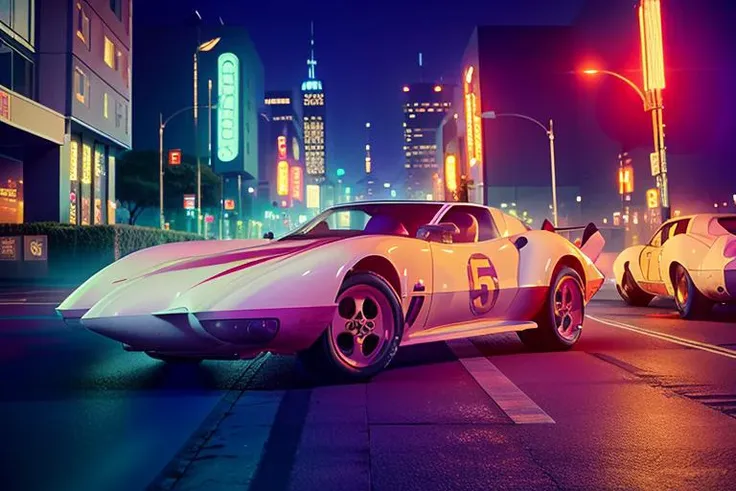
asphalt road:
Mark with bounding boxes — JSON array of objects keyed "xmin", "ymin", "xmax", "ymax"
[{"xmin": 1, "ymin": 283, "xmax": 735, "ymax": 490}]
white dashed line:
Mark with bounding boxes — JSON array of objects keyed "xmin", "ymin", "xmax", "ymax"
[
  {"xmin": 448, "ymin": 338, "xmax": 555, "ymax": 424},
  {"xmin": 587, "ymin": 314, "xmax": 736, "ymax": 361}
]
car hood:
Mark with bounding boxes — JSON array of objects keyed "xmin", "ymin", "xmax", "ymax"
[{"xmin": 81, "ymin": 238, "xmax": 341, "ymax": 319}]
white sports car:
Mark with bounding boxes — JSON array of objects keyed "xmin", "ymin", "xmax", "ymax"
[
  {"xmin": 613, "ymin": 214, "xmax": 736, "ymax": 318},
  {"xmin": 57, "ymin": 201, "xmax": 605, "ymax": 380}
]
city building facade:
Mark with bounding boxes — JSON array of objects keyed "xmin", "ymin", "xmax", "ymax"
[
  {"xmin": 1, "ymin": 0, "xmax": 66, "ymax": 224},
  {"xmin": 35, "ymin": 0, "xmax": 132, "ymax": 226},
  {"xmin": 401, "ymin": 82, "xmax": 452, "ymax": 200}
]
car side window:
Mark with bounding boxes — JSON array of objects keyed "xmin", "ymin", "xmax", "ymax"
[
  {"xmin": 659, "ymin": 223, "xmax": 675, "ymax": 246},
  {"xmin": 674, "ymin": 219, "xmax": 689, "ymax": 235},
  {"xmin": 439, "ymin": 206, "xmax": 498, "ymax": 243},
  {"xmin": 649, "ymin": 227, "xmax": 664, "ymax": 247}
]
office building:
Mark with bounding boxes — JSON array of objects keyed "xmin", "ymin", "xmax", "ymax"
[
  {"xmin": 401, "ymin": 82, "xmax": 452, "ymax": 200},
  {"xmin": 30, "ymin": 0, "xmax": 132, "ymax": 225},
  {"xmin": 262, "ymin": 90, "xmax": 304, "ymax": 210},
  {"xmin": 301, "ymin": 23, "xmax": 327, "ymax": 210}
]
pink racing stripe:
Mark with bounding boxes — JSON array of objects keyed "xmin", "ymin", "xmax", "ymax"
[
  {"xmin": 144, "ymin": 240, "xmax": 330, "ymax": 277},
  {"xmin": 189, "ymin": 237, "xmax": 342, "ymax": 286}
]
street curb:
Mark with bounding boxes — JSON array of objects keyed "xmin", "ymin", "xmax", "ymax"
[{"xmin": 146, "ymin": 353, "xmax": 272, "ymax": 491}]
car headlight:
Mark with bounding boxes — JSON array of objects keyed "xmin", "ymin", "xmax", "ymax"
[{"xmin": 198, "ymin": 318, "xmax": 279, "ymax": 345}]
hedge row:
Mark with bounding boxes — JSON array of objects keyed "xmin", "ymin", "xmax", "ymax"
[{"xmin": 0, "ymin": 223, "xmax": 203, "ymax": 283}]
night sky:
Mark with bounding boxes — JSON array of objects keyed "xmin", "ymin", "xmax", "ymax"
[
  {"xmin": 134, "ymin": 0, "xmax": 736, "ymax": 208},
  {"xmin": 134, "ymin": 0, "xmax": 587, "ymax": 183}
]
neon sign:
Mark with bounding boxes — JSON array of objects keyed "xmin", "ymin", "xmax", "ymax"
[
  {"xmin": 277, "ymin": 136, "xmax": 287, "ymax": 159},
  {"xmin": 290, "ymin": 166, "xmax": 303, "ymax": 201},
  {"xmin": 217, "ymin": 53, "xmax": 240, "ymax": 162},
  {"xmin": 277, "ymin": 161, "xmax": 289, "ymax": 196}
]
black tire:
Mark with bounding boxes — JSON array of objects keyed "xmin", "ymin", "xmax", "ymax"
[
  {"xmin": 617, "ymin": 268, "xmax": 655, "ymax": 307},
  {"xmin": 518, "ymin": 267, "xmax": 585, "ymax": 351},
  {"xmin": 297, "ymin": 272, "xmax": 404, "ymax": 382},
  {"xmin": 672, "ymin": 264, "xmax": 712, "ymax": 319},
  {"xmin": 145, "ymin": 352, "xmax": 203, "ymax": 364}
]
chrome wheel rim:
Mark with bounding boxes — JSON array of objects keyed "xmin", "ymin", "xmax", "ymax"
[
  {"xmin": 675, "ymin": 270, "xmax": 689, "ymax": 308},
  {"xmin": 330, "ymin": 284, "xmax": 394, "ymax": 368},
  {"xmin": 554, "ymin": 277, "xmax": 583, "ymax": 341}
]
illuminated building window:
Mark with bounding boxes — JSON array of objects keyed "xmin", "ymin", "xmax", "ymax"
[
  {"xmin": 76, "ymin": 3, "xmax": 90, "ymax": 48},
  {"xmin": 74, "ymin": 67, "xmax": 88, "ymax": 105},
  {"xmin": 104, "ymin": 36, "xmax": 115, "ymax": 68},
  {"xmin": 103, "ymin": 93, "xmax": 109, "ymax": 118}
]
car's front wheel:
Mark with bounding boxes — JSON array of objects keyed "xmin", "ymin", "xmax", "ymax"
[
  {"xmin": 672, "ymin": 264, "xmax": 712, "ymax": 319},
  {"xmin": 617, "ymin": 268, "xmax": 654, "ymax": 307},
  {"xmin": 518, "ymin": 267, "xmax": 585, "ymax": 351},
  {"xmin": 298, "ymin": 272, "xmax": 403, "ymax": 382}
]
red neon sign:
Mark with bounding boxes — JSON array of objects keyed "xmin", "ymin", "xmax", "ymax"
[
  {"xmin": 168, "ymin": 149, "xmax": 182, "ymax": 165},
  {"xmin": 277, "ymin": 136, "xmax": 287, "ymax": 160}
]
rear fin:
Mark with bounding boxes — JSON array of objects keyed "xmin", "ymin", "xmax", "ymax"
[
  {"xmin": 580, "ymin": 223, "xmax": 605, "ymax": 263},
  {"xmin": 540, "ymin": 220, "xmax": 605, "ymax": 263}
]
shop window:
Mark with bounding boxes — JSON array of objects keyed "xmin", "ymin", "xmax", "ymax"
[
  {"xmin": 74, "ymin": 67, "xmax": 88, "ymax": 105},
  {"xmin": 76, "ymin": 3, "xmax": 90, "ymax": 48},
  {"xmin": 104, "ymin": 36, "xmax": 115, "ymax": 68},
  {"xmin": 0, "ymin": 157, "xmax": 23, "ymax": 224},
  {"xmin": 0, "ymin": 40, "xmax": 11, "ymax": 88}
]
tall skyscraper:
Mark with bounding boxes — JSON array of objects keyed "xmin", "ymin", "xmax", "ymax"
[
  {"xmin": 301, "ymin": 22, "xmax": 326, "ymax": 180},
  {"xmin": 402, "ymin": 83, "xmax": 453, "ymax": 200},
  {"xmin": 263, "ymin": 90, "xmax": 304, "ymax": 209}
]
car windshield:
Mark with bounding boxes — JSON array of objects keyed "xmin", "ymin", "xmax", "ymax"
[{"xmin": 282, "ymin": 203, "xmax": 443, "ymax": 239}]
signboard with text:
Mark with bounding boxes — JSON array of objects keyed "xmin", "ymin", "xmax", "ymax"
[
  {"xmin": 183, "ymin": 194, "xmax": 195, "ymax": 210},
  {"xmin": 0, "ymin": 236, "xmax": 20, "ymax": 261},
  {"xmin": 0, "ymin": 90, "xmax": 10, "ymax": 121},
  {"xmin": 224, "ymin": 199, "xmax": 235, "ymax": 211},
  {"xmin": 23, "ymin": 235, "xmax": 48, "ymax": 261},
  {"xmin": 168, "ymin": 149, "xmax": 182, "ymax": 165}
]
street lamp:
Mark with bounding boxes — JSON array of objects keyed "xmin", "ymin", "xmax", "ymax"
[
  {"xmin": 581, "ymin": 1, "xmax": 669, "ymax": 222},
  {"xmin": 159, "ymin": 104, "xmax": 215, "ymax": 230},
  {"xmin": 482, "ymin": 111, "xmax": 558, "ymax": 227},
  {"xmin": 194, "ymin": 36, "xmax": 221, "ymax": 235}
]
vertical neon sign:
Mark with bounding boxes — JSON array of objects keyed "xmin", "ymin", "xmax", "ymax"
[{"xmin": 217, "ymin": 53, "xmax": 240, "ymax": 162}]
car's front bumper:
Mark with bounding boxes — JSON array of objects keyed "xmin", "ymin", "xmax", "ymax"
[{"xmin": 58, "ymin": 305, "xmax": 336, "ymax": 357}]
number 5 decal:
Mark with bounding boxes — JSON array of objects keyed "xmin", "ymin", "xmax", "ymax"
[{"xmin": 467, "ymin": 254, "xmax": 500, "ymax": 315}]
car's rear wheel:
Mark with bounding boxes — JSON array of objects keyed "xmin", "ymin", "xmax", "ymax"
[
  {"xmin": 672, "ymin": 264, "xmax": 712, "ymax": 319},
  {"xmin": 145, "ymin": 352, "xmax": 203, "ymax": 364},
  {"xmin": 617, "ymin": 268, "xmax": 654, "ymax": 307},
  {"xmin": 518, "ymin": 267, "xmax": 584, "ymax": 351},
  {"xmin": 298, "ymin": 272, "xmax": 403, "ymax": 382}
]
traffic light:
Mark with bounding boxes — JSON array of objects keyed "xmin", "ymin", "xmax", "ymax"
[{"xmin": 646, "ymin": 188, "xmax": 659, "ymax": 209}]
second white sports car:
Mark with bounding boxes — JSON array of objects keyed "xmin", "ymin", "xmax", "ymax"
[{"xmin": 613, "ymin": 213, "xmax": 736, "ymax": 318}]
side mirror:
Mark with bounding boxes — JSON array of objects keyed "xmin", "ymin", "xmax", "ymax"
[
  {"xmin": 416, "ymin": 223, "xmax": 460, "ymax": 243},
  {"xmin": 263, "ymin": 231, "xmax": 274, "ymax": 240}
]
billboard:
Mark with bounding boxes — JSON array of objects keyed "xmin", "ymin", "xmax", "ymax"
[
  {"xmin": 290, "ymin": 166, "xmax": 303, "ymax": 202},
  {"xmin": 217, "ymin": 53, "xmax": 240, "ymax": 164},
  {"xmin": 277, "ymin": 161, "xmax": 289, "ymax": 196},
  {"xmin": 306, "ymin": 184, "xmax": 320, "ymax": 209}
]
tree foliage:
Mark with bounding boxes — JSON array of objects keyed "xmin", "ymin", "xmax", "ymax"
[{"xmin": 116, "ymin": 150, "xmax": 222, "ymax": 224}]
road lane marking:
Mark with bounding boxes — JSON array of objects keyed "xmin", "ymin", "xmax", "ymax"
[
  {"xmin": 448, "ymin": 338, "xmax": 555, "ymax": 424},
  {"xmin": 587, "ymin": 315, "xmax": 736, "ymax": 361},
  {"xmin": 0, "ymin": 302, "xmax": 60, "ymax": 306}
]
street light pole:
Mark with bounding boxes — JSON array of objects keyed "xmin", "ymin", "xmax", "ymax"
[
  {"xmin": 194, "ymin": 50, "xmax": 201, "ymax": 235},
  {"xmin": 193, "ymin": 36, "xmax": 221, "ymax": 236},
  {"xmin": 159, "ymin": 104, "xmax": 215, "ymax": 232},
  {"xmin": 159, "ymin": 113, "xmax": 165, "ymax": 229},
  {"xmin": 548, "ymin": 119, "xmax": 558, "ymax": 228},
  {"xmin": 481, "ymin": 111, "xmax": 559, "ymax": 227}
]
